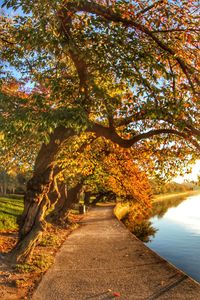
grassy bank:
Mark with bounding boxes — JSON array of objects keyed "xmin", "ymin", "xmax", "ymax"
[
  {"xmin": 115, "ymin": 189, "xmax": 200, "ymax": 221},
  {"xmin": 153, "ymin": 189, "xmax": 200, "ymax": 203},
  {"xmin": 114, "ymin": 202, "xmax": 130, "ymax": 220},
  {"xmin": 115, "ymin": 189, "xmax": 200, "ymax": 242},
  {"xmin": 0, "ymin": 196, "xmax": 24, "ymax": 231}
]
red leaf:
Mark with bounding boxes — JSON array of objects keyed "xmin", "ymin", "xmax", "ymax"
[{"xmin": 113, "ymin": 292, "xmax": 121, "ymax": 297}]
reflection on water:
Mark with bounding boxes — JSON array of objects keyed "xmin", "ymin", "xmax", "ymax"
[
  {"xmin": 124, "ymin": 219, "xmax": 157, "ymax": 243},
  {"xmin": 146, "ymin": 193, "xmax": 200, "ymax": 283},
  {"xmin": 152, "ymin": 194, "xmax": 188, "ymax": 218}
]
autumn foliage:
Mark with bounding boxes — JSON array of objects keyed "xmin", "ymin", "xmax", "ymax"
[{"xmin": 0, "ymin": 0, "xmax": 199, "ymax": 262}]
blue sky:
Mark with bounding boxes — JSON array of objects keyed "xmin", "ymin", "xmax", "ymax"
[{"xmin": 0, "ymin": 0, "xmax": 24, "ymax": 16}]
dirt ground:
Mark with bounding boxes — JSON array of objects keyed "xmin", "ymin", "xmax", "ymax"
[{"xmin": 0, "ymin": 214, "xmax": 82, "ymax": 300}]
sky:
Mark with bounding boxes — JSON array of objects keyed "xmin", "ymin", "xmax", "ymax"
[{"xmin": 174, "ymin": 160, "xmax": 200, "ymax": 183}]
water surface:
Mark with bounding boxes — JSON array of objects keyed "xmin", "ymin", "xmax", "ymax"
[{"xmin": 146, "ymin": 193, "xmax": 200, "ymax": 283}]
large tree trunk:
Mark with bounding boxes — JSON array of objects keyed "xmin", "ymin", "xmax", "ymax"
[
  {"xmin": 47, "ymin": 182, "xmax": 67, "ymax": 223},
  {"xmin": 48, "ymin": 182, "xmax": 83, "ymax": 224},
  {"xmin": 92, "ymin": 193, "xmax": 102, "ymax": 206},
  {"xmin": 8, "ymin": 127, "xmax": 74, "ymax": 263},
  {"xmin": 84, "ymin": 191, "xmax": 91, "ymax": 206}
]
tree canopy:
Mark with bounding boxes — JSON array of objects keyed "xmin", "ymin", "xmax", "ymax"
[
  {"xmin": 0, "ymin": 0, "xmax": 199, "ymax": 153},
  {"xmin": 0, "ymin": 0, "xmax": 199, "ymax": 262}
]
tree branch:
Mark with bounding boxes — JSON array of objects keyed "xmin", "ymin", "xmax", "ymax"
[
  {"xmin": 152, "ymin": 28, "xmax": 200, "ymax": 33},
  {"xmin": 63, "ymin": 1, "xmax": 197, "ymax": 92},
  {"xmin": 168, "ymin": 58, "xmax": 176, "ymax": 103},
  {"xmin": 89, "ymin": 123, "xmax": 200, "ymax": 151},
  {"xmin": 0, "ymin": 37, "xmax": 16, "ymax": 45},
  {"xmin": 132, "ymin": 64, "xmax": 159, "ymax": 107},
  {"xmin": 58, "ymin": 11, "xmax": 89, "ymax": 101},
  {"xmin": 136, "ymin": 0, "xmax": 164, "ymax": 17},
  {"xmin": 115, "ymin": 108, "xmax": 200, "ymax": 139}
]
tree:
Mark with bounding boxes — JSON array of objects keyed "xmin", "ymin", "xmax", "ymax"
[
  {"xmin": 48, "ymin": 137, "xmax": 152, "ymax": 223},
  {"xmin": 0, "ymin": 0, "xmax": 199, "ymax": 262}
]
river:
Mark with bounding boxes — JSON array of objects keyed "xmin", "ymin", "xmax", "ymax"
[{"xmin": 146, "ymin": 192, "xmax": 200, "ymax": 283}]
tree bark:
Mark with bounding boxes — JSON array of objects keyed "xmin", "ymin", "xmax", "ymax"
[
  {"xmin": 47, "ymin": 182, "xmax": 67, "ymax": 223},
  {"xmin": 48, "ymin": 182, "xmax": 83, "ymax": 224},
  {"xmin": 8, "ymin": 127, "xmax": 74, "ymax": 263},
  {"xmin": 92, "ymin": 193, "xmax": 102, "ymax": 206}
]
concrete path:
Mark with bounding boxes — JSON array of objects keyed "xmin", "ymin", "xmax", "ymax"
[{"xmin": 33, "ymin": 206, "xmax": 200, "ymax": 300}]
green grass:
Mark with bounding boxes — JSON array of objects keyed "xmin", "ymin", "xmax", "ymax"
[
  {"xmin": 39, "ymin": 233, "xmax": 60, "ymax": 247},
  {"xmin": 114, "ymin": 202, "xmax": 130, "ymax": 220},
  {"xmin": 0, "ymin": 196, "xmax": 24, "ymax": 231},
  {"xmin": 15, "ymin": 254, "xmax": 53, "ymax": 273}
]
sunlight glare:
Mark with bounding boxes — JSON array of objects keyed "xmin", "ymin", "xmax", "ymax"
[
  {"xmin": 174, "ymin": 160, "xmax": 200, "ymax": 183},
  {"xmin": 165, "ymin": 195, "xmax": 200, "ymax": 234}
]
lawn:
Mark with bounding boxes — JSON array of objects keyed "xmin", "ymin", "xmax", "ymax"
[{"xmin": 0, "ymin": 196, "xmax": 24, "ymax": 231}]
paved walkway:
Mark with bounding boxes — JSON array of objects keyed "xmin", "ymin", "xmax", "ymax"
[{"xmin": 33, "ymin": 206, "xmax": 200, "ymax": 300}]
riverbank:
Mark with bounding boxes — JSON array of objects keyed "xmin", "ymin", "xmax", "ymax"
[
  {"xmin": 114, "ymin": 189, "xmax": 200, "ymax": 220},
  {"xmin": 153, "ymin": 189, "xmax": 200, "ymax": 202},
  {"xmin": 146, "ymin": 192, "xmax": 200, "ymax": 283}
]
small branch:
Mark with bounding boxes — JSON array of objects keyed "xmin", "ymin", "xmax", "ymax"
[
  {"xmin": 136, "ymin": 0, "xmax": 164, "ymax": 17},
  {"xmin": 186, "ymin": 125, "xmax": 200, "ymax": 138},
  {"xmin": 132, "ymin": 64, "xmax": 158, "ymax": 107},
  {"xmin": 0, "ymin": 37, "xmax": 16, "ymax": 45},
  {"xmin": 24, "ymin": 58, "xmax": 34, "ymax": 74},
  {"xmin": 114, "ymin": 111, "xmax": 147, "ymax": 127},
  {"xmin": 168, "ymin": 58, "xmax": 176, "ymax": 102},
  {"xmin": 152, "ymin": 28, "xmax": 200, "ymax": 33}
]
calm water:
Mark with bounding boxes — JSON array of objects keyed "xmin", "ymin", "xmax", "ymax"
[{"xmin": 146, "ymin": 193, "xmax": 200, "ymax": 283}]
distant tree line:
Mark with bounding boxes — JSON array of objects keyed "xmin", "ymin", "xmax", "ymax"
[
  {"xmin": 0, "ymin": 170, "xmax": 30, "ymax": 195},
  {"xmin": 0, "ymin": 167, "xmax": 198, "ymax": 198},
  {"xmin": 150, "ymin": 179, "xmax": 198, "ymax": 195}
]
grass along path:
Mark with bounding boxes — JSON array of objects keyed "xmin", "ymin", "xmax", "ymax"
[
  {"xmin": 0, "ymin": 196, "xmax": 82, "ymax": 300},
  {"xmin": 0, "ymin": 196, "xmax": 24, "ymax": 231}
]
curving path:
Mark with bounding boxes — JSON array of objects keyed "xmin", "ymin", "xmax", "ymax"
[{"xmin": 33, "ymin": 206, "xmax": 200, "ymax": 300}]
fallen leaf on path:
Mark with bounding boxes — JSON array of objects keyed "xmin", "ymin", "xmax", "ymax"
[{"xmin": 113, "ymin": 292, "xmax": 121, "ymax": 297}]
